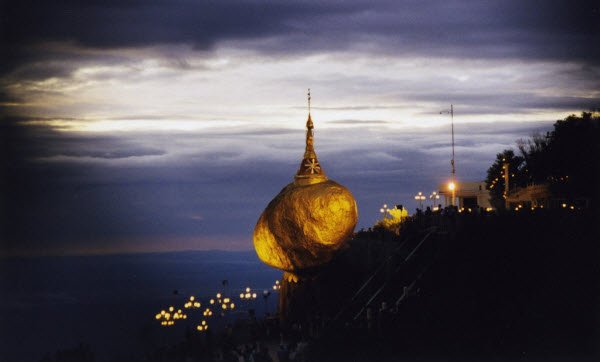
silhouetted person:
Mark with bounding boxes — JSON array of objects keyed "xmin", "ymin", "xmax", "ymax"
[
  {"xmin": 254, "ymin": 343, "xmax": 273, "ymax": 362},
  {"xmin": 277, "ymin": 344, "xmax": 289, "ymax": 362}
]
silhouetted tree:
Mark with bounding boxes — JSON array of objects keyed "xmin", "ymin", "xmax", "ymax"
[
  {"xmin": 490, "ymin": 112, "xmax": 600, "ymax": 209},
  {"xmin": 517, "ymin": 131, "xmax": 551, "ymax": 184},
  {"xmin": 545, "ymin": 112, "xmax": 600, "ymax": 205},
  {"xmin": 485, "ymin": 149, "xmax": 525, "ymax": 210}
]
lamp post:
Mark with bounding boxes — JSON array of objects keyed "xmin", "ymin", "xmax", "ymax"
[
  {"xmin": 448, "ymin": 182, "xmax": 455, "ymax": 207},
  {"xmin": 441, "ymin": 104, "xmax": 456, "ymax": 206},
  {"xmin": 262, "ymin": 290, "xmax": 271, "ymax": 316},
  {"xmin": 379, "ymin": 204, "xmax": 389, "ymax": 220},
  {"xmin": 429, "ymin": 192, "xmax": 440, "ymax": 209},
  {"xmin": 414, "ymin": 192, "xmax": 426, "ymax": 210}
]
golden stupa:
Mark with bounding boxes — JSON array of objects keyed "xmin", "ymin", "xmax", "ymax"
[{"xmin": 253, "ymin": 91, "xmax": 358, "ymax": 274}]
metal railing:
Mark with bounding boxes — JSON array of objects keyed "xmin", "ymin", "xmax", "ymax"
[{"xmin": 332, "ymin": 229, "xmax": 437, "ymax": 324}]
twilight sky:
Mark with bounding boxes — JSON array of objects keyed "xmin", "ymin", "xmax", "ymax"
[{"xmin": 1, "ymin": 0, "xmax": 599, "ymax": 256}]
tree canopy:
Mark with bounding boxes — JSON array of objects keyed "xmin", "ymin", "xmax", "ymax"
[
  {"xmin": 375, "ymin": 207, "xmax": 409, "ymax": 235},
  {"xmin": 486, "ymin": 112, "xmax": 600, "ymax": 209}
]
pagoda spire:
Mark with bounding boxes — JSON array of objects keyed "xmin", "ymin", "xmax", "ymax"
[{"xmin": 295, "ymin": 89, "xmax": 327, "ymax": 183}]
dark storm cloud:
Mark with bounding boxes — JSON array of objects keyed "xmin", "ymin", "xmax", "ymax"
[
  {"xmin": 58, "ymin": 148, "xmax": 166, "ymax": 159},
  {"xmin": 2, "ymin": 0, "xmax": 599, "ymax": 80},
  {"xmin": 0, "ymin": 0, "xmax": 355, "ymax": 78},
  {"xmin": 0, "ymin": 119, "xmax": 166, "ymax": 161}
]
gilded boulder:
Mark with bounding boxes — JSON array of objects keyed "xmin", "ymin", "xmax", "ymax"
[
  {"xmin": 253, "ymin": 105, "xmax": 357, "ymax": 273},
  {"xmin": 254, "ymin": 179, "xmax": 358, "ymax": 272}
]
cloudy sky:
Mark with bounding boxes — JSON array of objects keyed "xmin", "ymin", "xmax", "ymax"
[{"xmin": 1, "ymin": 0, "xmax": 598, "ymax": 256}]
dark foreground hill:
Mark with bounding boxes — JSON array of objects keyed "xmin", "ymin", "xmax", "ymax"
[{"xmin": 308, "ymin": 210, "xmax": 599, "ymax": 361}]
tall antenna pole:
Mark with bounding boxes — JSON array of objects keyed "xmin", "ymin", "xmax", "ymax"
[
  {"xmin": 308, "ymin": 88, "xmax": 311, "ymax": 114},
  {"xmin": 451, "ymin": 104, "xmax": 455, "ymax": 179},
  {"xmin": 441, "ymin": 104, "xmax": 456, "ymax": 206}
]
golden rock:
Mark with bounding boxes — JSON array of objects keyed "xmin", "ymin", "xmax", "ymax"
[{"xmin": 253, "ymin": 110, "xmax": 358, "ymax": 272}]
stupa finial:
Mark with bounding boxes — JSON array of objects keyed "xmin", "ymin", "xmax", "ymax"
[
  {"xmin": 295, "ymin": 89, "xmax": 326, "ymax": 182},
  {"xmin": 306, "ymin": 88, "xmax": 313, "ymax": 130}
]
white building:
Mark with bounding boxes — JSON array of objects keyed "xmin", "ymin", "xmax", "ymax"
[{"xmin": 437, "ymin": 181, "xmax": 493, "ymax": 210}]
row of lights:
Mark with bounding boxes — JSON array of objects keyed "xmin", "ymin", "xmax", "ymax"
[
  {"xmin": 511, "ymin": 204, "xmax": 578, "ymax": 211},
  {"xmin": 184, "ymin": 296, "xmax": 201, "ymax": 309},
  {"xmin": 197, "ymin": 320, "xmax": 208, "ymax": 331},
  {"xmin": 239, "ymin": 287, "xmax": 257, "ymax": 299},
  {"xmin": 154, "ymin": 281, "xmax": 281, "ymax": 331},
  {"xmin": 414, "ymin": 191, "xmax": 441, "ymax": 210}
]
